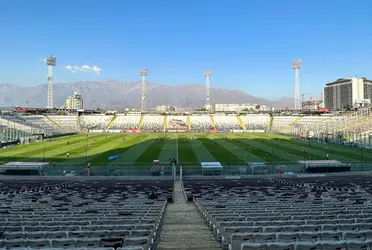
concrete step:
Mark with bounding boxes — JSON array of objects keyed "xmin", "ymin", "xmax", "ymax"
[
  {"xmin": 157, "ymin": 181, "xmax": 221, "ymax": 250},
  {"xmin": 157, "ymin": 243, "xmax": 220, "ymax": 249},
  {"xmin": 156, "ymin": 247, "xmax": 221, "ymax": 250},
  {"xmin": 160, "ymin": 226, "xmax": 212, "ymax": 232}
]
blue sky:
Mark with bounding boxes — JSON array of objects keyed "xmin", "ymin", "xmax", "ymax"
[{"xmin": 0, "ymin": 0, "xmax": 371, "ymax": 100}]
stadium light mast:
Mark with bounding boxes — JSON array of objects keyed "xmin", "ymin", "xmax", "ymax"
[
  {"xmin": 292, "ymin": 59, "xmax": 302, "ymax": 110},
  {"xmin": 140, "ymin": 69, "xmax": 148, "ymax": 112},
  {"xmin": 46, "ymin": 56, "xmax": 56, "ymax": 109},
  {"xmin": 204, "ymin": 71, "xmax": 212, "ymax": 112}
]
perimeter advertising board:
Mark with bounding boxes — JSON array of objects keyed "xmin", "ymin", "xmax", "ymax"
[
  {"xmin": 124, "ymin": 129, "xmax": 141, "ymax": 133},
  {"xmin": 229, "ymin": 130, "xmax": 265, "ymax": 133}
]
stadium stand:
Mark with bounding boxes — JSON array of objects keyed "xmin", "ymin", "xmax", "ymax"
[
  {"xmin": 1, "ymin": 115, "xmax": 56, "ymax": 133},
  {"xmin": 0, "ymin": 178, "xmax": 173, "ymax": 249},
  {"xmin": 47, "ymin": 116, "xmax": 78, "ymax": 132},
  {"xmin": 213, "ymin": 115, "xmax": 241, "ymax": 131},
  {"xmin": 240, "ymin": 115, "xmax": 268, "ymax": 131},
  {"xmin": 271, "ymin": 116, "xmax": 299, "ymax": 130},
  {"xmin": 110, "ymin": 115, "xmax": 140, "ymax": 130},
  {"xmin": 80, "ymin": 115, "xmax": 113, "ymax": 131},
  {"xmin": 0, "ymin": 115, "xmax": 63, "ymax": 142},
  {"xmin": 140, "ymin": 115, "xmax": 163, "ymax": 132},
  {"xmin": 22, "ymin": 116, "xmax": 61, "ymax": 132},
  {"xmin": 184, "ymin": 175, "xmax": 372, "ymax": 250},
  {"xmin": 190, "ymin": 115, "xmax": 213, "ymax": 130}
]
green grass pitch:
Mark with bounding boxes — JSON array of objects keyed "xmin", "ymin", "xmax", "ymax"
[{"xmin": 0, "ymin": 133, "xmax": 371, "ymax": 170}]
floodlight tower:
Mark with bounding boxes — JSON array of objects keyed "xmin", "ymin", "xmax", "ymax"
[
  {"xmin": 292, "ymin": 59, "xmax": 302, "ymax": 110},
  {"xmin": 140, "ymin": 69, "xmax": 148, "ymax": 112},
  {"xmin": 204, "ymin": 71, "xmax": 212, "ymax": 112},
  {"xmin": 46, "ymin": 56, "xmax": 56, "ymax": 109}
]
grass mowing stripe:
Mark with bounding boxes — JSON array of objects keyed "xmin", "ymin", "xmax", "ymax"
[
  {"xmin": 110, "ymin": 135, "xmax": 156, "ymax": 165},
  {"xmin": 91, "ymin": 135, "xmax": 146, "ymax": 165},
  {"xmin": 283, "ymin": 139, "xmax": 364, "ymax": 161},
  {"xmin": 189, "ymin": 138, "xmax": 216, "ymax": 162},
  {"xmin": 199, "ymin": 137, "xmax": 244, "ymax": 164},
  {"xmin": 157, "ymin": 137, "xmax": 178, "ymax": 163},
  {"xmin": 210, "ymin": 135, "xmax": 262, "ymax": 162},
  {"xmin": 289, "ymin": 139, "xmax": 372, "ymax": 160},
  {"xmin": 177, "ymin": 137, "xmax": 199, "ymax": 164},
  {"xmin": 0, "ymin": 134, "xmax": 87, "ymax": 153},
  {"xmin": 236, "ymin": 138, "xmax": 302, "ymax": 162},
  {"xmin": 69, "ymin": 135, "xmax": 134, "ymax": 165},
  {"xmin": 0, "ymin": 134, "xmax": 89, "ymax": 159},
  {"xmin": 0, "ymin": 135, "xmax": 109, "ymax": 164},
  {"xmin": 56, "ymin": 135, "xmax": 125, "ymax": 165},
  {"xmin": 135, "ymin": 138, "xmax": 166, "ymax": 164},
  {"xmin": 256, "ymin": 139, "xmax": 326, "ymax": 161},
  {"xmin": 230, "ymin": 139, "xmax": 289, "ymax": 163}
]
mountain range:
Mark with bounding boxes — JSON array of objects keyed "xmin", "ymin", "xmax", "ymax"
[{"xmin": 0, "ymin": 81, "xmax": 294, "ymax": 109}]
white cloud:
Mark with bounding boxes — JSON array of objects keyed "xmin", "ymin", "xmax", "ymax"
[{"xmin": 65, "ymin": 64, "xmax": 101, "ymax": 76}]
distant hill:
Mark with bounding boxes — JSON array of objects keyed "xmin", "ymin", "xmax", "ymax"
[{"xmin": 0, "ymin": 81, "xmax": 294, "ymax": 109}]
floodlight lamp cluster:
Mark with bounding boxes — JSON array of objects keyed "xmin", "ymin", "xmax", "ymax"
[
  {"xmin": 46, "ymin": 56, "xmax": 56, "ymax": 66},
  {"xmin": 140, "ymin": 69, "xmax": 148, "ymax": 76},
  {"xmin": 292, "ymin": 59, "xmax": 302, "ymax": 69}
]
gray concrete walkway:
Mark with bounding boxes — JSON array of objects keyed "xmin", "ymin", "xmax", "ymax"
[{"xmin": 157, "ymin": 182, "xmax": 221, "ymax": 250}]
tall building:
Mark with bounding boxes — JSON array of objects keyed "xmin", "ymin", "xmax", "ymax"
[
  {"xmin": 156, "ymin": 105, "xmax": 177, "ymax": 112},
  {"xmin": 214, "ymin": 103, "xmax": 274, "ymax": 112},
  {"xmin": 65, "ymin": 92, "xmax": 83, "ymax": 109},
  {"xmin": 324, "ymin": 77, "xmax": 372, "ymax": 110}
]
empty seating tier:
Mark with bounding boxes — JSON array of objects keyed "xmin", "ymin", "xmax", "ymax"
[
  {"xmin": 184, "ymin": 175, "xmax": 372, "ymax": 250},
  {"xmin": 0, "ymin": 178, "xmax": 173, "ymax": 249}
]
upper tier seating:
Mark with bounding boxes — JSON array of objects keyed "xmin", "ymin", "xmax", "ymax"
[
  {"xmin": 0, "ymin": 178, "xmax": 173, "ymax": 249},
  {"xmin": 1, "ymin": 115, "xmax": 59, "ymax": 133},
  {"xmin": 213, "ymin": 115, "xmax": 241, "ymax": 130},
  {"xmin": 271, "ymin": 116, "xmax": 299, "ymax": 129},
  {"xmin": 48, "ymin": 116, "xmax": 78, "ymax": 132},
  {"xmin": 80, "ymin": 115, "xmax": 113, "ymax": 131},
  {"xmin": 140, "ymin": 116, "xmax": 163, "ymax": 132},
  {"xmin": 240, "ymin": 115, "xmax": 268, "ymax": 131},
  {"xmin": 111, "ymin": 115, "xmax": 140, "ymax": 130},
  {"xmin": 190, "ymin": 116, "xmax": 213, "ymax": 130},
  {"xmin": 184, "ymin": 175, "xmax": 372, "ymax": 250}
]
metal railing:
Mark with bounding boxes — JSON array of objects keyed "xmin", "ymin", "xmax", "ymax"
[{"xmin": 39, "ymin": 161, "xmax": 372, "ymax": 176}]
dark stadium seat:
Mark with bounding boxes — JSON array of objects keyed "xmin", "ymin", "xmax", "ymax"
[
  {"xmin": 184, "ymin": 174, "xmax": 372, "ymax": 250},
  {"xmin": 0, "ymin": 178, "xmax": 172, "ymax": 249}
]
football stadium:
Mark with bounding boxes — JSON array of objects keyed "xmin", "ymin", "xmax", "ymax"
[
  {"xmin": 2, "ymin": 2, "xmax": 372, "ymax": 249},
  {"xmin": 0, "ymin": 110, "xmax": 372, "ymax": 249}
]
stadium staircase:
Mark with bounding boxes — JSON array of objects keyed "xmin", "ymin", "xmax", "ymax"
[
  {"xmin": 287, "ymin": 117, "xmax": 302, "ymax": 128},
  {"xmin": 45, "ymin": 115, "xmax": 63, "ymax": 130},
  {"xmin": 163, "ymin": 115, "xmax": 168, "ymax": 132},
  {"xmin": 77, "ymin": 115, "xmax": 82, "ymax": 132},
  {"xmin": 138, "ymin": 114, "xmax": 144, "ymax": 130},
  {"xmin": 237, "ymin": 116, "xmax": 247, "ymax": 130},
  {"xmin": 210, "ymin": 115, "xmax": 216, "ymax": 130},
  {"xmin": 105, "ymin": 114, "xmax": 117, "ymax": 132},
  {"xmin": 268, "ymin": 115, "xmax": 273, "ymax": 130},
  {"xmin": 157, "ymin": 182, "xmax": 221, "ymax": 250},
  {"xmin": 187, "ymin": 115, "xmax": 191, "ymax": 131}
]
